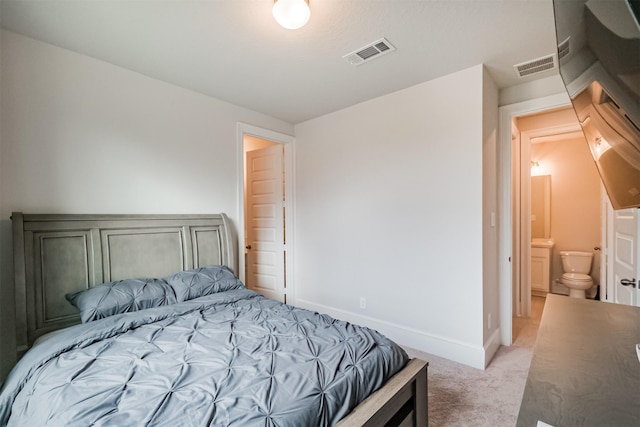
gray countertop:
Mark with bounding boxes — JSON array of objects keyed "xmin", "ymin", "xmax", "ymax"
[{"xmin": 517, "ymin": 294, "xmax": 640, "ymax": 427}]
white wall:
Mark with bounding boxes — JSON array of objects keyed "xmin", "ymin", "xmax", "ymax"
[
  {"xmin": 293, "ymin": 65, "xmax": 494, "ymax": 368},
  {"xmin": 0, "ymin": 30, "xmax": 293, "ymax": 380},
  {"xmin": 499, "ymin": 74, "xmax": 567, "ymax": 107},
  {"xmin": 482, "ymin": 67, "xmax": 501, "ymax": 365}
]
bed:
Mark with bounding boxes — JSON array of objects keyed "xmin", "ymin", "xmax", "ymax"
[{"xmin": 1, "ymin": 213, "xmax": 428, "ymax": 426}]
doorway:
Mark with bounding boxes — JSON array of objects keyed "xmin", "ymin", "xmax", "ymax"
[
  {"xmin": 499, "ymin": 94, "xmax": 640, "ymax": 345},
  {"xmin": 499, "ymin": 93, "xmax": 572, "ymax": 345},
  {"xmin": 512, "ymin": 107, "xmax": 605, "ymax": 341},
  {"xmin": 501, "ymin": 93, "xmax": 620, "ymax": 343},
  {"xmin": 237, "ymin": 123, "xmax": 295, "ymax": 304}
]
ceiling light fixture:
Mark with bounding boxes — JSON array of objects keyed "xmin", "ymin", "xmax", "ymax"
[{"xmin": 273, "ymin": 0, "xmax": 310, "ymax": 30}]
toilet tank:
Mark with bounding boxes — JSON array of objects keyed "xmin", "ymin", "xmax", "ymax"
[{"xmin": 560, "ymin": 251, "xmax": 593, "ymax": 274}]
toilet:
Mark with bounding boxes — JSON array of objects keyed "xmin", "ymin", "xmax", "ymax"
[{"xmin": 560, "ymin": 251, "xmax": 594, "ymax": 298}]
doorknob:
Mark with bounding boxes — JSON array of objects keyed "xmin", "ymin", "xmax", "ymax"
[
  {"xmin": 245, "ymin": 245, "xmax": 252, "ymax": 250},
  {"xmin": 620, "ymin": 278, "xmax": 637, "ymax": 287}
]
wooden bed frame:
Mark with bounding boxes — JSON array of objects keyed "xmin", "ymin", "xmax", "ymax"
[{"xmin": 11, "ymin": 212, "xmax": 428, "ymax": 426}]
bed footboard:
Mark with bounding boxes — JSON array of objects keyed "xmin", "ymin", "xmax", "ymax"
[{"xmin": 337, "ymin": 358, "xmax": 428, "ymax": 427}]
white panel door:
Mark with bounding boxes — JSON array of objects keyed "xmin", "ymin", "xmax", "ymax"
[
  {"xmin": 246, "ymin": 145, "xmax": 285, "ymax": 302},
  {"xmin": 610, "ymin": 207, "xmax": 639, "ymax": 306}
]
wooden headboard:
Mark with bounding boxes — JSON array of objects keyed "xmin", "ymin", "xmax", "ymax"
[{"xmin": 12, "ymin": 213, "xmax": 237, "ymax": 356}]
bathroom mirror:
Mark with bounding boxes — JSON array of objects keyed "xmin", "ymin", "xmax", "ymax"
[{"xmin": 531, "ymin": 175, "xmax": 551, "ymax": 239}]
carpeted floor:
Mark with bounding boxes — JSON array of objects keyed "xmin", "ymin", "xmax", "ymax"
[{"xmin": 404, "ymin": 296, "xmax": 545, "ymax": 427}]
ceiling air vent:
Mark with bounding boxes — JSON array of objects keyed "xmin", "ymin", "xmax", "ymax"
[
  {"xmin": 514, "ymin": 53, "xmax": 557, "ymax": 78},
  {"xmin": 343, "ymin": 38, "xmax": 395, "ymax": 66},
  {"xmin": 557, "ymin": 37, "xmax": 571, "ymax": 61}
]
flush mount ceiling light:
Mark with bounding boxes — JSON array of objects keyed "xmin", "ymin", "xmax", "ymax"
[{"xmin": 273, "ymin": 0, "xmax": 310, "ymax": 30}]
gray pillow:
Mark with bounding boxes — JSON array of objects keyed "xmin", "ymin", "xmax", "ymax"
[
  {"xmin": 66, "ymin": 278, "xmax": 177, "ymax": 323},
  {"xmin": 167, "ymin": 265, "xmax": 244, "ymax": 302}
]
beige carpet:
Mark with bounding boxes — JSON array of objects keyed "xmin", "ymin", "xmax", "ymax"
[{"xmin": 405, "ymin": 297, "xmax": 544, "ymax": 427}]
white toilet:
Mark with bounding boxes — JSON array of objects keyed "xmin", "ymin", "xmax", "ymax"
[{"xmin": 560, "ymin": 251, "xmax": 594, "ymax": 298}]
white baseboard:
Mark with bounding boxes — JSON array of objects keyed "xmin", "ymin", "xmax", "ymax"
[
  {"xmin": 296, "ymin": 298, "xmax": 489, "ymax": 370},
  {"xmin": 483, "ymin": 327, "xmax": 502, "ymax": 368}
]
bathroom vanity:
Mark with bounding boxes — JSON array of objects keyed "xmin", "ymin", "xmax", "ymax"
[
  {"xmin": 531, "ymin": 239, "xmax": 554, "ymax": 297},
  {"xmin": 517, "ymin": 294, "xmax": 640, "ymax": 426}
]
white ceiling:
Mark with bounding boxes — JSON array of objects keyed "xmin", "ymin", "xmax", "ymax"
[{"xmin": 0, "ymin": 0, "xmax": 560, "ymax": 124}]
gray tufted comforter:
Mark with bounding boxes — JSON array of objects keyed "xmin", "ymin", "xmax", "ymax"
[{"xmin": 0, "ymin": 288, "xmax": 407, "ymax": 426}]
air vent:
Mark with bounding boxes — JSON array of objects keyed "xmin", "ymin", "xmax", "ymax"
[
  {"xmin": 343, "ymin": 38, "xmax": 396, "ymax": 66},
  {"xmin": 514, "ymin": 53, "xmax": 557, "ymax": 78},
  {"xmin": 557, "ymin": 37, "xmax": 571, "ymax": 61}
]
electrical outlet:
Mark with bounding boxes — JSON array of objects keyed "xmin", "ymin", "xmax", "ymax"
[
  {"xmin": 488, "ymin": 313, "xmax": 492, "ymax": 329},
  {"xmin": 360, "ymin": 297, "xmax": 366, "ymax": 310}
]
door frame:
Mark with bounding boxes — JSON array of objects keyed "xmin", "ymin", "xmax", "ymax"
[
  {"xmin": 237, "ymin": 123, "xmax": 296, "ymax": 304},
  {"xmin": 498, "ymin": 92, "xmax": 571, "ymax": 345}
]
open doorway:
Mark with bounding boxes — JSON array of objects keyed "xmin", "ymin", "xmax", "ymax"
[
  {"xmin": 500, "ymin": 95, "xmax": 602, "ymax": 345},
  {"xmin": 499, "ymin": 93, "xmax": 572, "ymax": 346},
  {"xmin": 237, "ymin": 124, "xmax": 295, "ymax": 304},
  {"xmin": 511, "ymin": 107, "xmax": 602, "ymax": 343}
]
